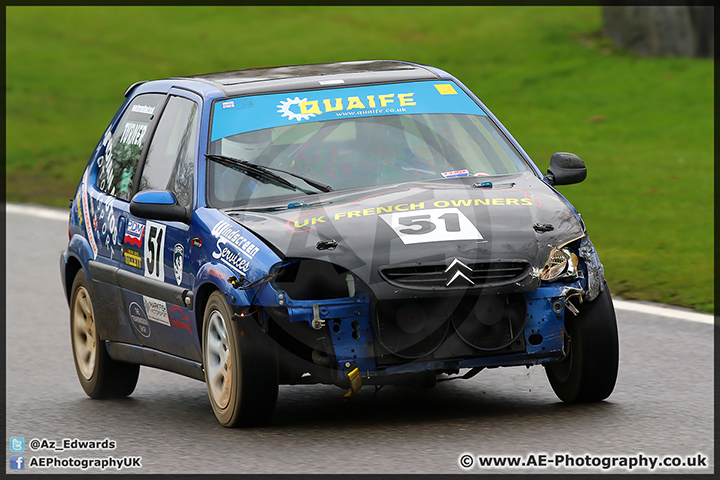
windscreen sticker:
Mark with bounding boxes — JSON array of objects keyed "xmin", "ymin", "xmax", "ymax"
[
  {"xmin": 441, "ymin": 170, "xmax": 469, "ymax": 178},
  {"xmin": 211, "ymin": 80, "xmax": 486, "ymax": 142},
  {"xmin": 379, "ymin": 207, "xmax": 484, "ymax": 245},
  {"xmin": 434, "ymin": 84, "xmax": 458, "ymax": 95}
]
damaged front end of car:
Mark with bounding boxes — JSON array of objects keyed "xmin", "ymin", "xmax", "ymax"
[{"xmin": 256, "ymin": 230, "xmax": 606, "ymax": 398}]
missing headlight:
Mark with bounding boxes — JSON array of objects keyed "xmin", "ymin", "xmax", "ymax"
[{"xmin": 273, "ymin": 259, "xmax": 355, "ymax": 300}]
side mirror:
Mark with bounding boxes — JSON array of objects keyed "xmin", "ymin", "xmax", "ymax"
[
  {"xmin": 545, "ymin": 152, "xmax": 587, "ymax": 186},
  {"xmin": 130, "ymin": 190, "xmax": 190, "ymax": 224}
]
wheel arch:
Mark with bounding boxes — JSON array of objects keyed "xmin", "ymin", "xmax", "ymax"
[
  {"xmin": 63, "ymin": 256, "xmax": 83, "ymax": 305},
  {"xmin": 63, "ymin": 233, "xmax": 97, "ymax": 304},
  {"xmin": 194, "ymin": 282, "xmax": 219, "ymax": 343}
]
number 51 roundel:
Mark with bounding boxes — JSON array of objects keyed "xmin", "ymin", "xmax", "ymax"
[
  {"xmin": 144, "ymin": 220, "xmax": 166, "ymax": 280},
  {"xmin": 380, "ymin": 207, "xmax": 483, "ymax": 245}
]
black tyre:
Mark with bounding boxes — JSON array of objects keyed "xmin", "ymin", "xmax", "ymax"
[
  {"xmin": 70, "ymin": 270, "xmax": 139, "ymax": 398},
  {"xmin": 202, "ymin": 291, "xmax": 278, "ymax": 427},
  {"xmin": 545, "ymin": 283, "xmax": 619, "ymax": 403}
]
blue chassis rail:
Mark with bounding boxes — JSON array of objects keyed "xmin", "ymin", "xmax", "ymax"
[{"xmin": 270, "ymin": 283, "xmax": 577, "ymax": 382}]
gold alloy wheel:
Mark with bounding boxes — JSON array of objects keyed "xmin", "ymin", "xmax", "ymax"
[
  {"xmin": 72, "ymin": 285, "xmax": 97, "ymax": 380},
  {"xmin": 205, "ymin": 310, "xmax": 233, "ymax": 409}
]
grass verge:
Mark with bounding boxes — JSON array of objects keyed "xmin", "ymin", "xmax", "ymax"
[{"xmin": 6, "ymin": 6, "xmax": 713, "ymax": 312}]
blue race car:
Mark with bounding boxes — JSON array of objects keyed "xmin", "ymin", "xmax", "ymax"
[{"xmin": 60, "ymin": 60, "xmax": 618, "ymax": 427}]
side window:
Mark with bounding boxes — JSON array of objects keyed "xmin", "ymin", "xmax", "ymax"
[
  {"xmin": 139, "ymin": 96, "xmax": 199, "ymax": 208},
  {"xmin": 97, "ymin": 94, "xmax": 165, "ymax": 201}
]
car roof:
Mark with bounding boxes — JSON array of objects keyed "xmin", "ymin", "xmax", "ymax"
[{"xmin": 176, "ymin": 60, "xmax": 444, "ymax": 97}]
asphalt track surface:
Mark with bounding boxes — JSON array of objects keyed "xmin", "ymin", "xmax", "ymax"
[{"xmin": 5, "ymin": 203, "xmax": 715, "ymax": 475}]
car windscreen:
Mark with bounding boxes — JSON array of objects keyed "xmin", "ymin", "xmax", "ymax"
[{"xmin": 207, "ymin": 80, "xmax": 529, "ymax": 208}]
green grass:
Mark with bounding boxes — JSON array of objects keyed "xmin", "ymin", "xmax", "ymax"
[{"xmin": 6, "ymin": 6, "xmax": 713, "ymax": 312}]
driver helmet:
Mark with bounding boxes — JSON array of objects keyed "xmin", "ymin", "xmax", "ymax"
[{"xmin": 220, "ymin": 129, "xmax": 272, "ymax": 161}]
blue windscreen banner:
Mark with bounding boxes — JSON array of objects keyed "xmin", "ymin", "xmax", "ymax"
[{"xmin": 210, "ymin": 80, "xmax": 486, "ymax": 142}]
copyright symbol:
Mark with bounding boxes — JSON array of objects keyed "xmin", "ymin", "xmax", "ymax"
[
  {"xmin": 459, "ymin": 454, "xmax": 474, "ymax": 469},
  {"xmin": 30, "ymin": 439, "xmax": 41, "ymax": 451}
]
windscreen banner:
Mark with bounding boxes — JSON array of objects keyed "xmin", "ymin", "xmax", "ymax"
[{"xmin": 211, "ymin": 80, "xmax": 486, "ymax": 142}]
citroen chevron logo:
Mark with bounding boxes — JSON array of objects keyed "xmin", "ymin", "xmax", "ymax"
[{"xmin": 445, "ymin": 258, "xmax": 474, "ymax": 287}]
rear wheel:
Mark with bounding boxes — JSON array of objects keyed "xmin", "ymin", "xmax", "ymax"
[
  {"xmin": 202, "ymin": 291, "xmax": 278, "ymax": 427},
  {"xmin": 70, "ymin": 270, "xmax": 139, "ymax": 398},
  {"xmin": 545, "ymin": 283, "xmax": 619, "ymax": 403}
]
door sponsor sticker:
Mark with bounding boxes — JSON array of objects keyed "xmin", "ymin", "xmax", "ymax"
[
  {"xmin": 124, "ymin": 219, "xmax": 145, "ymax": 248},
  {"xmin": 143, "ymin": 296, "xmax": 170, "ymax": 326},
  {"xmin": 123, "ymin": 248, "xmax": 142, "ymax": 269},
  {"xmin": 169, "ymin": 305, "xmax": 191, "ymax": 333},
  {"xmin": 128, "ymin": 302, "xmax": 151, "ymax": 338},
  {"xmin": 173, "ymin": 243, "xmax": 184, "ymax": 286},
  {"xmin": 81, "ymin": 169, "xmax": 98, "ymax": 259}
]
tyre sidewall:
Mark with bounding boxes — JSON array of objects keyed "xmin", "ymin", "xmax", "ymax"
[
  {"xmin": 203, "ymin": 292, "xmax": 243, "ymax": 426},
  {"xmin": 70, "ymin": 270, "xmax": 103, "ymax": 397},
  {"xmin": 546, "ymin": 283, "xmax": 619, "ymax": 402},
  {"xmin": 70, "ymin": 270, "xmax": 140, "ymax": 399}
]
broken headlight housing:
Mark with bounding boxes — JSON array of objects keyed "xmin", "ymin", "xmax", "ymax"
[{"xmin": 541, "ymin": 247, "xmax": 579, "ymax": 282}]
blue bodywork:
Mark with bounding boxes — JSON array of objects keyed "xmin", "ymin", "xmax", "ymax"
[{"xmin": 60, "ymin": 60, "xmax": 605, "ymax": 391}]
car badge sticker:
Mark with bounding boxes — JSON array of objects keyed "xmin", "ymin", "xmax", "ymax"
[
  {"xmin": 128, "ymin": 302, "xmax": 150, "ymax": 338},
  {"xmin": 445, "ymin": 258, "xmax": 475, "ymax": 287},
  {"xmin": 173, "ymin": 243, "xmax": 184, "ymax": 286}
]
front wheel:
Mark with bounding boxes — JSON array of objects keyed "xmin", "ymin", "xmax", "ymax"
[
  {"xmin": 545, "ymin": 283, "xmax": 619, "ymax": 403},
  {"xmin": 70, "ymin": 270, "xmax": 139, "ymax": 398},
  {"xmin": 202, "ymin": 291, "xmax": 278, "ymax": 427}
]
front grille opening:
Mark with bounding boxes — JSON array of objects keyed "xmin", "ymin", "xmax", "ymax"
[
  {"xmin": 374, "ymin": 293, "xmax": 527, "ymax": 365},
  {"xmin": 451, "ymin": 293, "xmax": 526, "ymax": 351},
  {"xmin": 373, "ymin": 298, "xmax": 451, "ymax": 359},
  {"xmin": 380, "ymin": 260, "xmax": 530, "ymax": 290}
]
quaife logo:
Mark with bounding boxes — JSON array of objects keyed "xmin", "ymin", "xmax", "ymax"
[{"xmin": 277, "ymin": 92, "xmax": 416, "ymax": 122}]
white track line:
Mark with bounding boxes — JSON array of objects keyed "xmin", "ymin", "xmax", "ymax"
[
  {"xmin": 612, "ymin": 298, "xmax": 713, "ymax": 325},
  {"xmin": 6, "ymin": 203, "xmax": 69, "ymax": 221},
  {"xmin": 5, "ymin": 203, "xmax": 715, "ymax": 325}
]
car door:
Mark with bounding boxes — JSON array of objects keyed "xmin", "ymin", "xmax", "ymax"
[
  {"xmin": 88, "ymin": 92, "xmax": 166, "ymax": 345},
  {"xmin": 118, "ymin": 91, "xmax": 202, "ymax": 361}
]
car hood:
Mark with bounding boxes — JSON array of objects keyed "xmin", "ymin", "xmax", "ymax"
[{"xmin": 223, "ymin": 172, "xmax": 584, "ymax": 299}]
